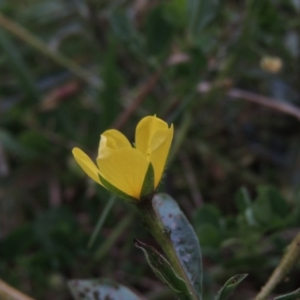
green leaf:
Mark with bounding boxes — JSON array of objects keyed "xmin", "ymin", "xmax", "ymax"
[
  {"xmin": 196, "ymin": 224, "xmax": 222, "ymax": 247},
  {"xmin": 267, "ymin": 187, "xmax": 290, "ymax": 218},
  {"xmin": 235, "ymin": 187, "xmax": 252, "ymax": 212},
  {"xmin": 193, "ymin": 205, "xmax": 222, "ymax": 248},
  {"xmin": 153, "ymin": 193, "xmax": 202, "ymax": 299},
  {"xmin": 252, "ymin": 186, "xmax": 290, "ymax": 227},
  {"xmin": 235, "ymin": 187, "xmax": 257, "ymax": 226},
  {"xmin": 274, "ymin": 288, "xmax": 300, "ymax": 300},
  {"xmin": 140, "ymin": 163, "xmax": 155, "ymax": 200},
  {"xmin": 215, "ymin": 274, "xmax": 248, "ymax": 300},
  {"xmin": 68, "ymin": 278, "xmax": 144, "ymax": 300},
  {"xmin": 134, "ymin": 238, "xmax": 190, "ymax": 299},
  {"xmin": 254, "ymin": 186, "xmax": 290, "ymax": 220},
  {"xmin": 193, "ymin": 204, "xmax": 221, "ymax": 227}
]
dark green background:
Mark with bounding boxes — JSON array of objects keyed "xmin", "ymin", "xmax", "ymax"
[{"xmin": 0, "ymin": 0, "xmax": 300, "ymax": 299}]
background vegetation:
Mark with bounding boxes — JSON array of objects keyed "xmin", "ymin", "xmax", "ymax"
[{"xmin": 1, "ymin": 0, "xmax": 300, "ymax": 299}]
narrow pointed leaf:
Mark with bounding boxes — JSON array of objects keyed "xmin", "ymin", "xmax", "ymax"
[
  {"xmin": 152, "ymin": 193, "xmax": 202, "ymax": 299},
  {"xmin": 140, "ymin": 163, "xmax": 155, "ymax": 200},
  {"xmin": 68, "ymin": 279, "xmax": 145, "ymax": 300},
  {"xmin": 134, "ymin": 239, "xmax": 191, "ymax": 299},
  {"xmin": 215, "ymin": 274, "xmax": 248, "ymax": 300},
  {"xmin": 274, "ymin": 288, "xmax": 300, "ymax": 300}
]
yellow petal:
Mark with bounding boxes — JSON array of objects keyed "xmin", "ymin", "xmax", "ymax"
[
  {"xmin": 97, "ymin": 148, "xmax": 149, "ymax": 199},
  {"xmin": 135, "ymin": 116, "xmax": 169, "ymax": 158},
  {"xmin": 149, "ymin": 125, "xmax": 174, "ymax": 188},
  {"xmin": 72, "ymin": 147, "xmax": 102, "ymax": 185},
  {"xmin": 98, "ymin": 129, "xmax": 131, "ymax": 157}
]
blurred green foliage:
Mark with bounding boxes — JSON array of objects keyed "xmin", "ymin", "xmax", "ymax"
[{"xmin": 0, "ymin": 0, "xmax": 300, "ymax": 299}]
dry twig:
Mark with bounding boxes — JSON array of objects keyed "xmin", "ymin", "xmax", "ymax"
[
  {"xmin": 198, "ymin": 82, "xmax": 300, "ymax": 122},
  {"xmin": 0, "ymin": 279, "xmax": 35, "ymax": 300},
  {"xmin": 112, "ymin": 70, "xmax": 163, "ymax": 129}
]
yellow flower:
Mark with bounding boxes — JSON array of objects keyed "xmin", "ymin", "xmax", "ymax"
[
  {"xmin": 260, "ymin": 56, "xmax": 283, "ymax": 73},
  {"xmin": 72, "ymin": 116, "xmax": 173, "ymax": 201}
]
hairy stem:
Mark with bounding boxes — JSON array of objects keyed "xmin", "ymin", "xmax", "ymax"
[{"xmin": 137, "ymin": 199, "xmax": 199, "ymax": 300}]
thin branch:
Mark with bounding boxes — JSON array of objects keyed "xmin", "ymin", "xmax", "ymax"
[
  {"xmin": 112, "ymin": 70, "xmax": 163, "ymax": 129},
  {"xmin": 254, "ymin": 231, "xmax": 300, "ymax": 300},
  {"xmin": 198, "ymin": 82, "xmax": 300, "ymax": 122},
  {"xmin": 0, "ymin": 279, "xmax": 35, "ymax": 300}
]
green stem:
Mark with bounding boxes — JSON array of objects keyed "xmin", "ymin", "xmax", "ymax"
[
  {"xmin": 94, "ymin": 213, "xmax": 133, "ymax": 261},
  {"xmin": 255, "ymin": 231, "xmax": 300, "ymax": 300},
  {"xmin": 88, "ymin": 196, "xmax": 116, "ymax": 249},
  {"xmin": 136, "ymin": 199, "xmax": 199, "ymax": 300}
]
